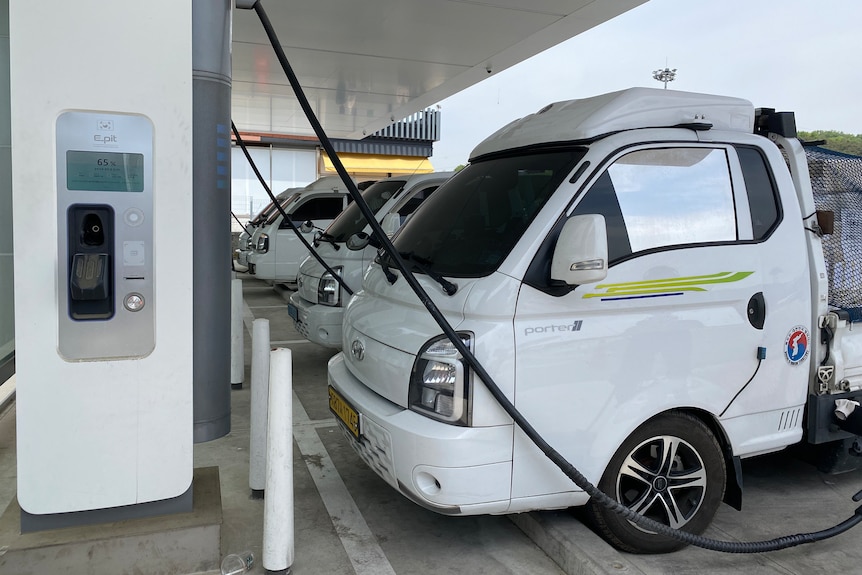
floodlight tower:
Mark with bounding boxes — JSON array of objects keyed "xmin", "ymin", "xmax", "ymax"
[{"xmin": 652, "ymin": 66, "xmax": 677, "ymax": 89}]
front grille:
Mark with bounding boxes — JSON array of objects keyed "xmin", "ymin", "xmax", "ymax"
[
  {"xmin": 341, "ymin": 417, "xmax": 397, "ymax": 489},
  {"xmin": 295, "ymin": 318, "xmax": 309, "ymax": 338}
]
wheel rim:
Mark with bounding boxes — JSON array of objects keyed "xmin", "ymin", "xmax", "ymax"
[{"xmin": 615, "ymin": 435, "xmax": 708, "ymax": 532}]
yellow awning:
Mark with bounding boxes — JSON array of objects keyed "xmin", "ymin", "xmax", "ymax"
[{"xmin": 321, "ymin": 153, "xmax": 433, "ymax": 178}]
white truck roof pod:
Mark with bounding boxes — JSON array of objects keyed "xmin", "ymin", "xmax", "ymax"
[
  {"xmin": 469, "ymin": 87, "xmax": 755, "ymax": 160},
  {"xmin": 303, "ymin": 175, "xmax": 353, "ymax": 192}
]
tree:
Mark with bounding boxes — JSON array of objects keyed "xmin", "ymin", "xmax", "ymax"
[{"xmin": 798, "ymin": 130, "xmax": 862, "ymax": 156}]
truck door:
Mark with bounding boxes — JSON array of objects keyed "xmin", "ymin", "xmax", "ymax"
[{"xmin": 511, "ymin": 141, "xmax": 810, "ymax": 502}]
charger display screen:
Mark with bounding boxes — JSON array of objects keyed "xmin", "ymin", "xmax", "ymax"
[{"xmin": 66, "ymin": 151, "xmax": 145, "ymax": 192}]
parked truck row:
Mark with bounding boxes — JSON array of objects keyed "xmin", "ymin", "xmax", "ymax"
[{"xmin": 235, "ymin": 87, "xmax": 862, "ymax": 554}]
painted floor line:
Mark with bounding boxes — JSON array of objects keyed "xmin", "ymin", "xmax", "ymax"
[
  {"xmin": 293, "ymin": 392, "xmax": 397, "ymax": 575},
  {"xmin": 244, "ymin": 298, "xmax": 396, "ymax": 575},
  {"xmin": 270, "ymin": 339, "xmax": 316, "ymax": 346}
]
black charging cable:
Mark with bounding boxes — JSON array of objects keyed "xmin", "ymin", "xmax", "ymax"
[
  {"xmin": 230, "ymin": 211, "xmax": 249, "ymax": 233},
  {"xmin": 244, "ymin": 0, "xmax": 862, "ymax": 552}
]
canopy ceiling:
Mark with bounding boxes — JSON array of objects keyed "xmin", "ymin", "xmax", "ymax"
[{"xmin": 231, "ymin": 0, "xmax": 648, "ymax": 140}]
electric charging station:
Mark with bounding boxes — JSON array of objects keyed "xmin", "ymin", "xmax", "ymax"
[
  {"xmin": 56, "ymin": 111, "xmax": 155, "ymax": 360},
  {"xmin": 10, "ymin": 0, "xmax": 195, "ymax": 528}
]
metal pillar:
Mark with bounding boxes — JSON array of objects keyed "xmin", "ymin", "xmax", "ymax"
[{"xmin": 192, "ymin": 0, "xmax": 233, "ymax": 442}]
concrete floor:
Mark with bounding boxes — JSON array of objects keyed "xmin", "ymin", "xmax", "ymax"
[
  {"xmin": 0, "ymin": 275, "xmax": 566, "ymax": 574},
  {"xmin": 5, "ymin": 274, "xmax": 862, "ymax": 574}
]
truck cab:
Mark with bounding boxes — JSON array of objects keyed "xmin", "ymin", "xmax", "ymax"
[
  {"xmin": 288, "ymin": 172, "xmax": 453, "ymax": 349},
  {"xmin": 326, "ymin": 87, "xmax": 862, "ymax": 553},
  {"xmin": 235, "ymin": 187, "xmax": 302, "ymax": 271},
  {"xmin": 247, "ymin": 176, "xmax": 352, "ymax": 285}
]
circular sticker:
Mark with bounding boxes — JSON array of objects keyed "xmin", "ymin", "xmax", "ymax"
[{"xmin": 785, "ymin": 326, "xmax": 810, "ymax": 365}]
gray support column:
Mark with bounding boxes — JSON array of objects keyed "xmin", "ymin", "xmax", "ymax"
[
  {"xmin": 0, "ymin": 0, "xmax": 14, "ymax": 383},
  {"xmin": 192, "ymin": 0, "xmax": 233, "ymax": 442}
]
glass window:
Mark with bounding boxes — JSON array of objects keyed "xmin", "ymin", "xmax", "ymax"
[
  {"xmin": 265, "ymin": 193, "xmax": 300, "ymax": 225},
  {"xmin": 572, "ymin": 147, "xmax": 737, "ymax": 263},
  {"xmin": 231, "ymin": 146, "xmax": 317, "ymax": 218},
  {"xmin": 571, "ymin": 172, "xmax": 632, "ymax": 263},
  {"xmin": 231, "ymin": 146, "xmax": 271, "ymax": 216},
  {"xmin": 736, "ymin": 146, "xmax": 780, "ymax": 240},
  {"xmin": 611, "ymin": 148, "xmax": 735, "ymax": 253},
  {"xmin": 395, "ymin": 185, "xmax": 440, "ymax": 225},
  {"xmin": 270, "ymin": 148, "xmax": 317, "ymax": 197},
  {"xmin": 324, "ymin": 180, "xmax": 406, "ymax": 242},
  {"xmin": 283, "ymin": 196, "xmax": 345, "ymax": 225},
  {"xmin": 386, "ymin": 150, "xmax": 584, "ymax": 278}
]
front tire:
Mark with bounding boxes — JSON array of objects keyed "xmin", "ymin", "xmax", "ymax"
[{"xmin": 586, "ymin": 411, "xmax": 726, "ymax": 553}]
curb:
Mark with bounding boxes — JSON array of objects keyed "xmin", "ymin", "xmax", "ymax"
[{"xmin": 509, "ymin": 511, "xmax": 646, "ymax": 575}]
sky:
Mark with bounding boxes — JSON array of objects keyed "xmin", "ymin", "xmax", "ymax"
[{"xmin": 429, "ymin": 0, "xmax": 862, "ymax": 171}]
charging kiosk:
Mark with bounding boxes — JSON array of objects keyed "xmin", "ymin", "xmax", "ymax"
[
  {"xmin": 56, "ymin": 112, "xmax": 156, "ymax": 360},
  {"xmin": 11, "ymin": 0, "xmax": 194, "ymax": 528}
]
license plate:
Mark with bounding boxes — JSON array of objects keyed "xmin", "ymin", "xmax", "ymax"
[
  {"xmin": 329, "ymin": 386, "xmax": 360, "ymax": 439},
  {"xmin": 287, "ymin": 303, "xmax": 298, "ymax": 321}
]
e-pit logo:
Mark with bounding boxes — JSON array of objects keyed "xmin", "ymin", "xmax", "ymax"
[
  {"xmin": 524, "ymin": 320, "xmax": 583, "ymax": 337},
  {"xmin": 93, "ymin": 134, "xmax": 118, "ymax": 144}
]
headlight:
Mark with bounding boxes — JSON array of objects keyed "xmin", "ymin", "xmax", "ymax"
[
  {"xmin": 408, "ymin": 333, "xmax": 472, "ymax": 426},
  {"xmin": 256, "ymin": 233, "xmax": 269, "ymax": 253},
  {"xmin": 246, "ymin": 238, "xmax": 254, "ymax": 250},
  {"xmin": 317, "ymin": 267, "xmax": 342, "ymax": 307}
]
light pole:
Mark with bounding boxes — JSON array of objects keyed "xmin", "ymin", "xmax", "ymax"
[{"xmin": 652, "ymin": 67, "xmax": 677, "ymax": 89}]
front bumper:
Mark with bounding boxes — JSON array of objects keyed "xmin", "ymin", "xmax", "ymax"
[
  {"xmin": 327, "ymin": 352, "xmax": 514, "ymax": 515},
  {"xmin": 247, "ymin": 252, "xmax": 275, "ymax": 280},
  {"xmin": 236, "ymin": 248, "xmax": 251, "ymax": 267},
  {"xmin": 288, "ymin": 291, "xmax": 344, "ymax": 349}
]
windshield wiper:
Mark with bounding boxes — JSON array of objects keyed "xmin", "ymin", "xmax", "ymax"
[
  {"xmin": 314, "ymin": 231, "xmax": 340, "ymax": 250},
  {"xmin": 400, "ymin": 252, "xmax": 457, "ymax": 296},
  {"xmin": 377, "ymin": 249, "xmax": 398, "ymax": 284}
]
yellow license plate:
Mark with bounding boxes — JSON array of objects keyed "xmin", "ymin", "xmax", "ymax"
[{"xmin": 329, "ymin": 386, "xmax": 360, "ymax": 439}]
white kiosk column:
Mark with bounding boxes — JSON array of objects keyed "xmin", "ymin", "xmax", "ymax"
[{"xmin": 10, "ymin": 0, "xmax": 194, "ymax": 528}]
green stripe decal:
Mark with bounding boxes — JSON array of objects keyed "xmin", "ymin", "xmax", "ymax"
[{"xmin": 583, "ymin": 271, "xmax": 754, "ymax": 299}]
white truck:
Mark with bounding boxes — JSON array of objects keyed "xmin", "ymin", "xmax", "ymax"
[
  {"xmin": 234, "ymin": 187, "xmax": 302, "ymax": 271},
  {"xmin": 288, "ymin": 172, "xmax": 453, "ymax": 349},
  {"xmin": 247, "ymin": 176, "xmax": 352, "ymax": 285},
  {"xmin": 326, "ymin": 87, "xmax": 862, "ymax": 553}
]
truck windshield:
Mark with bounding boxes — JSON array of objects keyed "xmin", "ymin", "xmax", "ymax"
[
  {"xmin": 323, "ymin": 180, "xmax": 406, "ymax": 242},
  {"xmin": 251, "ymin": 201, "xmax": 279, "ymax": 225},
  {"xmin": 384, "ymin": 150, "xmax": 584, "ymax": 278},
  {"xmin": 264, "ymin": 193, "xmax": 301, "ymax": 225}
]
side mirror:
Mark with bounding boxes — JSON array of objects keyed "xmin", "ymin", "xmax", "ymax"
[
  {"xmin": 346, "ymin": 232, "xmax": 371, "ymax": 251},
  {"xmin": 299, "ymin": 220, "xmax": 314, "ymax": 233},
  {"xmin": 381, "ymin": 212, "xmax": 401, "ymax": 237},
  {"xmin": 551, "ymin": 214, "xmax": 608, "ymax": 285}
]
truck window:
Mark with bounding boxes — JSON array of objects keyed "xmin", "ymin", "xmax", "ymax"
[
  {"xmin": 736, "ymin": 146, "xmax": 781, "ymax": 240},
  {"xmin": 573, "ymin": 147, "xmax": 736, "ymax": 261},
  {"xmin": 281, "ymin": 196, "xmax": 345, "ymax": 226},
  {"xmin": 395, "ymin": 185, "xmax": 439, "ymax": 225},
  {"xmin": 385, "ymin": 150, "xmax": 584, "ymax": 278},
  {"xmin": 265, "ymin": 193, "xmax": 301, "ymax": 225},
  {"xmin": 323, "ymin": 180, "xmax": 406, "ymax": 241}
]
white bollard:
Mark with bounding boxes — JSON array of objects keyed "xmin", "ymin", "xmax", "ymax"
[
  {"xmin": 249, "ymin": 318, "xmax": 270, "ymax": 495},
  {"xmin": 230, "ymin": 278, "xmax": 245, "ymax": 389},
  {"xmin": 263, "ymin": 348, "xmax": 294, "ymax": 574}
]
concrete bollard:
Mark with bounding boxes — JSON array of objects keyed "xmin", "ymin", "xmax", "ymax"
[
  {"xmin": 230, "ymin": 278, "xmax": 244, "ymax": 389},
  {"xmin": 249, "ymin": 318, "xmax": 271, "ymax": 496},
  {"xmin": 262, "ymin": 347, "xmax": 294, "ymax": 574}
]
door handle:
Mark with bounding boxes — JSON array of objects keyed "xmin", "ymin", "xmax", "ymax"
[{"xmin": 747, "ymin": 292, "xmax": 765, "ymax": 330}]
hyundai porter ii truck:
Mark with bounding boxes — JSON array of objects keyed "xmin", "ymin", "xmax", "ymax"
[{"xmin": 326, "ymin": 88, "xmax": 862, "ymax": 553}]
